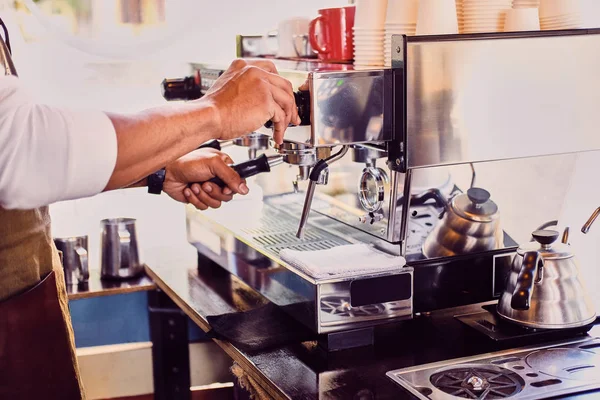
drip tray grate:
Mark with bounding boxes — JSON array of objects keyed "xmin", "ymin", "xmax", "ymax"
[{"xmin": 240, "ymin": 206, "xmax": 350, "ymax": 256}]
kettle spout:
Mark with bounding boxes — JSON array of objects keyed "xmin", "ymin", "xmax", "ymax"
[
  {"xmin": 562, "ymin": 227, "xmax": 570, "ymax": 244},
  {"xmin": 582, "ymin": 207, "xmax": 600, "ymax": 234}
]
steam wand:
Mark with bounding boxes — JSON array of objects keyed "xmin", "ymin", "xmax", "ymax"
[{"xmin": 296, "ymin": 146, "xmax": 349, "ymax": 239}]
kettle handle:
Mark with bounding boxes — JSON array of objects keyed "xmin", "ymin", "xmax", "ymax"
[
  {"xmin": 396, "ymin": 188, "xmax": 448, "ymax": 210},
  {"xmin": 511, "ymin": 251, "xmax": 543, "ymax": 310}
]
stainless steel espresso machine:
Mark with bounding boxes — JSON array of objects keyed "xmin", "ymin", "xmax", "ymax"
[{"xmin": 164, "ymin": 29, "xmax": 600, "ymax": 353}]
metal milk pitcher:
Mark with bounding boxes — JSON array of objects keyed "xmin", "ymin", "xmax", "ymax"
[
  {"xmin": 54, "ymin": 236, "xmax": 89, "ymax": 286},
  {"xmin": 100, "ymin": 218, "xmax": 143, "ymax": 280}
]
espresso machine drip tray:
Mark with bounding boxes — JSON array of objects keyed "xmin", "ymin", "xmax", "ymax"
[{"xmin": 387, "ymin": 337, "xmax": 600, "ymax": 399}]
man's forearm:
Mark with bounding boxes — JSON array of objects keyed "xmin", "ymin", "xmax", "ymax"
[{"xmin": 104, "ymin": 101, "xmax": 220, "ymax": 190}]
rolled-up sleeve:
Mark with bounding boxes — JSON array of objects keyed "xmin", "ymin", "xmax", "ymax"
[{"xmin": 0, "ymin": 75, "xmax": 117, "ymax": 209}]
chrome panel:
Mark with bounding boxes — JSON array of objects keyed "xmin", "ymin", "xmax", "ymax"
[
  {"xmin": 308, "ymin": 70, "xmax": 392, "ymax": 147},
  {"xmin": 189, "ymin": 60, "xmax": 392, "ymax": 147},
  {"xmin": 317, "ymin": 275, "xmax": 412, "ymax": 330},
  {"xmin": 186, "ymin": 198, "xmax": 413, "ymax": 334},
  {"xmin": 396, "ymin": 31, "xmax": 600, "ymax": 168},
  {"xmin": 387, "ymin": 336, "xmax": 600, "ymax": 400}
]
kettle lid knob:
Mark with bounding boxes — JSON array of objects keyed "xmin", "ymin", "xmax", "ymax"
[
  {"xmin": 467, "ymin": 187, "xmax": 491, "ymax": 205},
  {"xmin": 532, "ymin": 229, "xmax": 560, "ymax": 245}
]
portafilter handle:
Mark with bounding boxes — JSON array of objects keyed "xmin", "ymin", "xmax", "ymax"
[{"xmin": 195, "ymin": 154, "xmax": 283, "ymax": 189}]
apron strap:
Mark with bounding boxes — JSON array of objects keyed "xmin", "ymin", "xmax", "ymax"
[{"xmin": 0, "ymin": 16, "xmax": 11, "ymax": 54}]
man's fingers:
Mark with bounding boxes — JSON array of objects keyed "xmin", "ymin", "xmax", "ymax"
[
  {"xmin": 269, "ymin": 97, "xmax": 289, "ymax": 145},
  {"xmin": 246, "ymin": 60, "xmax": 278, "ymax": 74},
  {"xmin": 219, "ymin": 153, "xmax": 234, "ymax": 165},
  {"xmin": 270, "ymin": 85, "xmax": 296, "ymax": 127},
  {"xmin": 260, "ymin": 70, "xmax": 294, "ymax": 96},
  {"xmin": 210, "ymin": 160, "xmax": 248, "ymax": 195},
  {"xmin": 260, "ymin": 71, "xmax": 300, "ymax": 127},
  {"xmin": 184, "ymin": 188, "xmax": 208, "ymax": 211},
  {"xmin": 298, "ymin": 80, "xmax": 309, "ymax": 91},
  {"xmin": 201, "ymin": 182, "xmax": 234, "ymax": 202},
  {"xmin": 194, "ymin": 187, "xmax": 222, "ymax": 209}
]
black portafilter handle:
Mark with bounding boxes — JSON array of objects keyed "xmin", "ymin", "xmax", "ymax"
[
  {"xmin": 161, "ymin": 73, "xmax": 202, "ymax": 101},
  {"xmin": 197, "ymin": 139, "xmax": 221, "ymax": 151},
  {"xmin": 201, "ymin": 154, "xmax": 272, "ymax": 189},
  {"xmin": 264, "ymin": 90, "xmax": 311, "ymax": 129}
]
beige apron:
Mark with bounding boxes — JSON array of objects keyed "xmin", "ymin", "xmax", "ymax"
[{"xmin": 0, "ymin": 28, "xmax": 85, "ymax": 399}]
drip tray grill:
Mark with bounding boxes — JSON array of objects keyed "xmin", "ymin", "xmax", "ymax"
[
  {"xmin": 239, "ymin": 207, "xmax": 350, "ymax": 257},
  {"xmin": 387, "ymin": 337, "xmax": 600, "ymax": 400}
]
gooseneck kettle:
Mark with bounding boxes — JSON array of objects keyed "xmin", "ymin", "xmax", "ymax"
[{"xmin": 497, "ymin": 229, "xmax": 596, "ymax": 329}]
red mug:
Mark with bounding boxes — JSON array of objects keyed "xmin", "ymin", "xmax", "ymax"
[{"xmin": 309, "ymin": 6, "xmax": 355, "ymax": 63}]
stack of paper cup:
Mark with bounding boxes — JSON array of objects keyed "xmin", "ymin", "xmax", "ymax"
[
  {"xmin": 457, "ymin": 0, "xmax": 464, "ymax": 32},
  {"xmin": 462, "ymin": 0, "xmax": 513, "ymax": 33},
  {"xmin": 513, "ymin": 0, "xmax": 540, "ymax": 8},
  {"xmin": 416, "ymin": 0, "xmax": 459, "ymax": 35},
  {"xmin": 504, "ymin": 7, "xmax": 541, "ymax": 31},
  {"xmin": 353, "ymin": 0, "xmax": 388, "ymax": 66},
  {"xmin": 384, "ymin": 0, "xmax": 418, "ymax": 67},
  {"xmin": 539, "ymin": 0, "xmax": 582, "ymax": 30}
]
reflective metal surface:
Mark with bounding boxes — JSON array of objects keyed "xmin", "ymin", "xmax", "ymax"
[
  {"xmin": 186, "ymin": 199, "xmax": 413, "ymax": 334},
  {"xmin": 497, "ymin": 231, "xmax": 596, "ymax": 329},
  {"xmin": 358, "ymin": 167, "xmax": 389, "ymax": 213},
  {"xmin": 387, "ymin": 336, "xmax": 600, "ymax": 400},
  {"xmin": 351, "ymin": 145, "xmax": 387, "ymax": 166},
  {"xmin": 233, "ymin": 132, "xmax": 270, "ymax": 159},
  {"xmin": 190, "ymin": 60, "xmax": 392, "ymax": 147},
  {"xmin": 296, "ymin": 146, "xmax": 349, "ymax": 239},
  {"xmin": 422, "ymin": 188, "xmax": 504, "ymax": 258},
  {"xmin": 274, "ymin": 141, "xmax": 330, "ymax": 166},
  {"xmin": 100, "ymin": 218, "xmax": 143, "ymax": 280},
  {"xmin": 393, "ymin": 30, "xmax": 600, "ymax": 168},
  {"xmin": 54, "ymin": 236, "xmax": 89, "ymax": 286}
]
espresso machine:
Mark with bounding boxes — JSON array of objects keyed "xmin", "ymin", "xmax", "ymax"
[{"xmin": 163, "ymin": 29, "xmax": 600, "ymax": 352}]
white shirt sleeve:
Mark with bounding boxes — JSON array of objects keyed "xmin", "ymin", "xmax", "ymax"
[{"xmin": 0, "ymin": 75, "xmax": 118, "ymax": 209}]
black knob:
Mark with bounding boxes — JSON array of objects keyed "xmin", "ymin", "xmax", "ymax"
[
  {"xmin": 161, "ymin": 73, "xmax": 202, "ymax": 101},
  {"xmin": 467, "ymin": 187, "xmax": 491, "ymax": 205},
  {"xmin": 532, "ymin": 229, "xmax": 560, "ymax": 245},
  {"xmin": 264, "ymin": 90, "xmax": 311, "ymax": 129}
]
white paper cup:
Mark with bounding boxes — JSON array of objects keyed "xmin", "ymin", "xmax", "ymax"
[
  {"xmin": 386, "ymin": 0, "xmax": 419, "ymax": 24},
  {"xmin": 355, "ymin": 0, "xmax": 389, "ymax": 29},
  {"xmin": 416, "ymin": 0, "xmax": 459, "ymax": 35},
  {"xmin": 504, "ymin": 8, "xmax": 540, "ymax": 31},
  {"xmin": 539, "ymin": 0, "xmax": 580, "ymax": 18}
]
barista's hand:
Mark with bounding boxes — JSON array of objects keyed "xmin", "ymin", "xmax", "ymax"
[
  {"xmin": 163, "ymin": 149, "xmax": 248, "ymax": 210},
  {"xmin": 200, "ymin": 59, "xmax": 300, "ymax": 145}
]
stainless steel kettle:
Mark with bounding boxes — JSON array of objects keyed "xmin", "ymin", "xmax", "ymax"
[
  {"xmin": 497, "ymin": 229, "xmax": 596, "ymax": 329},
  {"xmin": 422, "ymin": 187, "xmax": 504, "ymax": 258}
]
